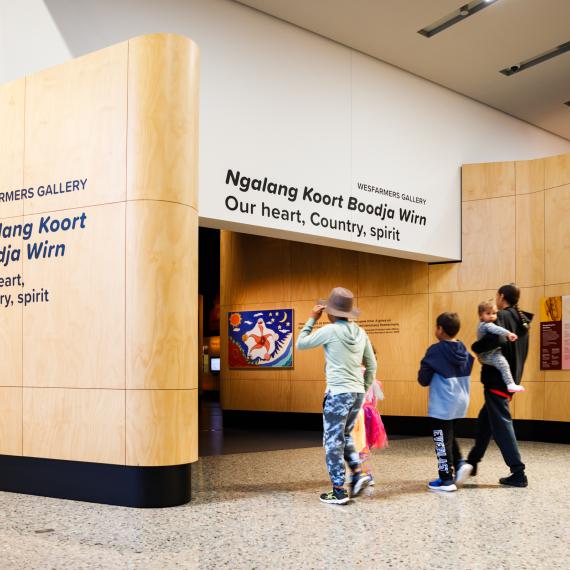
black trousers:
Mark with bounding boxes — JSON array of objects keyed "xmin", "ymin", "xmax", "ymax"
[
  {"xmin": 467, "ymin": 391, "xmax": 525, "ymax": 474},
  {"xmin": 431, "ymin": 418, "xmax": 463, "ymax": 483}
]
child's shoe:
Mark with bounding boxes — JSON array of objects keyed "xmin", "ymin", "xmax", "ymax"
[
  {"xmin": 507, "ymin": 383, "xmax": 525, "ymax": 393},
  {"xmin": 350, "ymin": 471, "xmax": 371, "ymax": 497},
  {"xmin": 455, "ymin": 462, "xmax": 474, "ymax": 485},
  {"xmin": 428, "ymin": 478, "xmax": 457, "ymax": 492},
  {"xmin": 368, "ymin": 476, "xmax": 375, "ymax": 487},
  {"xmin": 320, "ymin": 487, "xmax": 350, "ymax": 504}
]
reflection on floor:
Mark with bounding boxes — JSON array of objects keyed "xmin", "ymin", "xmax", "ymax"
[
  {"xmin": 198, "ymin": 397, "xmax": 323, "ymax": 456},
  {"xmin": 1, "ymin": 438, "xmax": 568, "ymax": 569}
]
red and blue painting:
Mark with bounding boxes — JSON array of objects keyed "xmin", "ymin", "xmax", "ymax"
[{"xmin": 228, "ymin": 309, "xmax": 294, "ymax": 369}]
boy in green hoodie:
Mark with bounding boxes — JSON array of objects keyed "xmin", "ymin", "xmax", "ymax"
[{"xmin": 297, "ymin": 287, "xmax": 377, "ymax": 504}]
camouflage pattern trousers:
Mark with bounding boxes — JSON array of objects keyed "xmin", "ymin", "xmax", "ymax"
[{"xmin": 322, "ymin": 392, "xmax": 365, "ymax": 487}]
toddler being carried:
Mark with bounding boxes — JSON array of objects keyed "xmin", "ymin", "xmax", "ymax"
[{"xmin": 477, "ymin": 300, "xmax": 524, "ymax": 393}]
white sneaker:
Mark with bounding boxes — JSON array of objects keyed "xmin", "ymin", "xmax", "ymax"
[{"xmin": 455, "ymin": 462, "xmax": 474, "ymax": 485}]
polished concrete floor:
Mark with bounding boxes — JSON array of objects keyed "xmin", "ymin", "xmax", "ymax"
[{"xmin": 0, "ymin": 437, "xmax": 568, "ymax": 569}]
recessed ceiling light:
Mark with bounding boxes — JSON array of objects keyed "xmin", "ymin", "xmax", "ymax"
[
  {"xmin": 500, "ymin": 41, "xmax": 570, "ymax": 76},
  {"xmin": 418, "ymin": 0, "xmax": 498, "ymax": 38}
]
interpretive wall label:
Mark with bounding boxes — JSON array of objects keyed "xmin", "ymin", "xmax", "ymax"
[{"xmin": 540, "ymin": 296, "xmax": 570, "ymax": 371}]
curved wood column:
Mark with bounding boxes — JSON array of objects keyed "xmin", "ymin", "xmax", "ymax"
[{"xmin": 0, "ymin": 34, "xmax": 199, "ymax": 507}]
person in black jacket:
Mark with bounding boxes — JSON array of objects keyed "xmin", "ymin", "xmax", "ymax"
[{"xmin": 455, "ymin": 283, "xmax": 533, "ymax": 488}]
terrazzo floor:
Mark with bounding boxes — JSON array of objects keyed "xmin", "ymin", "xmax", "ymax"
[{"xmin": 0, "ymin": 437, "xmax": 568, "ymax": 569}]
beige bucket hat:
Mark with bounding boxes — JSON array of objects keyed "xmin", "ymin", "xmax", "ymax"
[{"xmin": 319, "ymin": 287, "xmax": 360, "ymax": 319}]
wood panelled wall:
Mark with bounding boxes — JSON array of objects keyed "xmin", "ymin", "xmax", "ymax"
[
  {"xmin": 0, "ymin": 34, "xmax": 200, "ymax": 464},
  {"xmin": 220, "ymin": 152, "xmax": 570, "ymax": 423}
]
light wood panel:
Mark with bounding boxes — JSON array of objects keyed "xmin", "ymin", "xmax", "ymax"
[
  {"xmin": 358, "ymin": 252, "xmax": 428, "ymax": 297},
  {"xmin": 545, "ymin": 283, "xmax": 570, "ymax": 297},
  {"xmin": 429, "ymin": 197, "xmax": 516, "ymax": 293},
  {"xmin": 222, "ymin": 379, "xmax": 291, "ymax": 412},
  {"xmin": 0, "ymin": 219, "xmax": 23, "ymax": 387},
  {"xmin": 544, "ymin": 382, "xmax": 570, "ymax": 422},
  {"xmin": 225, "ymin": 233, "xmax": 291, "ymax": 305},
  {"xmin": 466, "ymin": 382, "xmax": 485, "ymax": 419},
  {"xmin": 0, "ymin": 84, "xmax": 24, "ymax": 386},
  {"xmin": 23, "ymin": 42, "xmax": 128, "ymax": 214},
  {"xmin": 126, "ymin": 201, "xmax": 197, "ymax": 389},
  {"xmin": 289, "ymin": 241, "xmax": 358, "ymax": 302},
  {"xmin": 359, "ymin": 294, "xmax": 429, "ymax": 381},
  {"xmin": 544, "ymin": 153, "xmax": 570, "ymax": 190},
  {"xmin": 378, "ymin": 381, "xmax": 428, "ymax": 417},
  {"xmin": 126, "ymin": 389, "xmax": 198, "ymax": 466},
  {"xmin": 429, "ymin": 289, "xmax": 496, "ymax": 351},
  {"xmin": 127, "ymin": 34, "xmax": 200, "ymax": 208},
  {"xmin": 0, "ymin": 387, "xmax": 22, "ymax": 455},
  {"xmin": 23, "ymin": 204, "xmax": 125, "ymax": 389},
  {"xmin": 514, "ymin": 382, "xmax": 544, "ymax": 420},
  {"xmin": 518, "ymin": 286, "xmax": 545, "ymax": 382},
  {"xmin": 516, "ymin": 192, "xmax": 544, "ymax": 288},
  {"xmin": 544, "ymin": 283, "xmax": 570, "ymax": 382},
  {"xmin": 545, "ymin": 184, "xmax": 570, "ymax": 285},
  {"xmin": 291, "ymin": 299, "xmax": 326, "ymax": 382},
  {"xmin": 23, "ymin": 388, "xmax": 125, "ymax": 464},
  {"xmin": 289, "ymin": 381, "xmax": 326, "ymax": 413},
  {"xmin": 0, "ymin": 78, "xmax": 25, "ymax": 219},
  {"xmin": 462, "ymin": 162, "xmax": 515, "ymax": 201},
  {"xmin": 515, "ymin": 159, "xmax": 544, "ymax": 195},
  {"xmin": 220, "ymin": 231, "xmax": 233, "ymax": 306}
]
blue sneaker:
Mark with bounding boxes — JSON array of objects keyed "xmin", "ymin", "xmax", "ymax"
[{"xmin": 428, "ymin": 478, "xmax": 457, "ymax": 492}]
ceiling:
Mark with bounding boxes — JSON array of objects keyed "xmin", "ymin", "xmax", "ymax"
[{"xmin": 234, "ymin": 0, "xmax": 570, "ymax": 140}]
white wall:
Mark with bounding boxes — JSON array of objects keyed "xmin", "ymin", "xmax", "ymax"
[{"xmin": 2, "ymin": 0, "xmax": 570, "ymax": 261}]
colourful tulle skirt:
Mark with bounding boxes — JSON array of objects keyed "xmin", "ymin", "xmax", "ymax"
[{"xmin": 363, "ymin": 402, "xmax": 389, "ymax": 450}]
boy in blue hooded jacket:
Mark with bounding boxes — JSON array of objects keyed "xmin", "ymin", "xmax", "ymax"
[{"xmin": 418, "ymin": 312, "xmax": 474, "ymax": 492}]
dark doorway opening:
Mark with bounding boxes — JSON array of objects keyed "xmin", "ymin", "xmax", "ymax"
[{"xmin": 197, "ymin": 228, "xmax": 323, "ymax": 456}]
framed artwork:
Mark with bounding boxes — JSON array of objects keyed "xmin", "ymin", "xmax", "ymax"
[{"xmin": 228, "ymin": 309, "xmax": 294, "ymax": 369}]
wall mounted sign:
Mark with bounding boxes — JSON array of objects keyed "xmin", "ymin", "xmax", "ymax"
[
  {"xmin": 228, "ymin": 309, "xmax": 294, "ymax": 369},
  {"xmin": 540, "ymin": 296, "xmax": 570, "ymax": 370}
]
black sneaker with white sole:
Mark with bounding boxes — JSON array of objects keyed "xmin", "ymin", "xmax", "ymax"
[
  {"xmin": 320, "ymin": 488, "xmax": 350, "ymax": 505},
  {"xmin": 350, "ymin": 472, "xmax": 371, "ymax": 497}
]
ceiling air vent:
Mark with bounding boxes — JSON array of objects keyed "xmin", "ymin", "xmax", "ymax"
[
  {"xmin": 418, "ymin": 0, "xmax": 498, "ymax": 38},
  {"xmin": 500, "ymin": 41, "xmax": 570, "ymax": 76}
]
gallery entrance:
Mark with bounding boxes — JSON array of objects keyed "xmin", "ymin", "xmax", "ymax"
[{"xmin": 196, "ymin": 228, "xmax": 322, "ymax": 456}]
